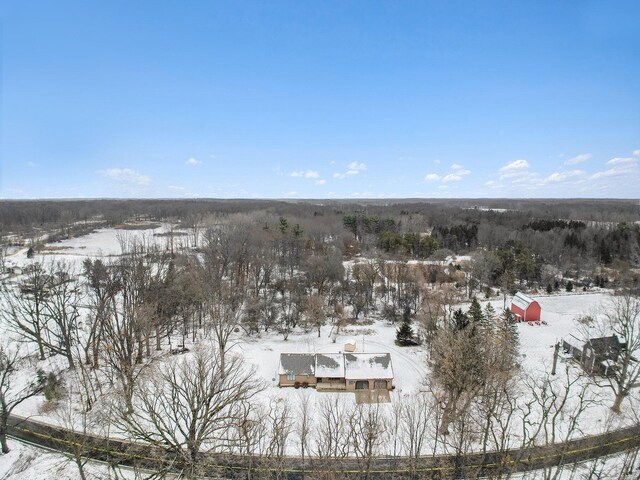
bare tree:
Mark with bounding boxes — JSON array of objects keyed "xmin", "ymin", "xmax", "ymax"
[
  {"xmin": 121, "ymin": 348, "xmax": 263, "ymax": 479},
  {"xmin": 593, "ymin": 293, "xmax": 640, "ymax": 413},
  {"xmin": 295, "ymin": 391, "xmax": 313, "ymax": 472},
  {"xmin": 264, "ymin": 397, "xmax": 293, "ymax": 477},
  {"xmin": 0, "ymin": 344, "xmax": 45, "ymax": 453},
  {"xmin": 314, "ymin": 394, "xmax": 351, "ymax": 461},
  {"xmin": 347, "ymin": 402, "xmax": 388, "ymax": 478},
  {"xmin": 102, "ymin": 255, "xmax": 153, "ymax": 415},
  {"xmin": 1, "ymin": 263, "xmax": 51, "ymax": 360},
  {"xmin": 205, "ymin": 290, "xmax": 243, "ymax": 378},
  {"xmin": 305, "ymin": 294, "xmax": 327, "ymax": 337},
  {"xmin": 397, "ymin": 393, "xmax": 433, "ymax": 464},
  {"xmin": 41, "ymin": 261, "xmax": 83, "ymax": 369}
]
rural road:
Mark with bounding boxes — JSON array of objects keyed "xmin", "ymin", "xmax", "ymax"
[{"xmin": 6, "ymin": 413, "xmax": 640, "ymax": 479}]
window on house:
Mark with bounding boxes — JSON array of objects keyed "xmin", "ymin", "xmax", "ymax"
[{"xmin": 287, "ymin": 373, "xmax": 295, "ymax": 381}]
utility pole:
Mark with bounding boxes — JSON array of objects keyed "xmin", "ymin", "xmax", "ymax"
[{"xmin": 551, "ymin": 341, "xmax": 560, "ymax": 375}]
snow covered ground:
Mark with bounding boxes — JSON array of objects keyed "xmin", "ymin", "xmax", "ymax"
[
  {"xmin": 0, "ymin": 440, "xmax": 144, "ymax": 480},
  {"xmin": 3, "ymin": 223, "xmax": 170, "ymax": 272},
  {"xmin": 2, "ymin": 225, "xmax": 640, "ymax": 467},
  {"xmin": 236, "ymin": 319, "xmax": 429, "ymax": 406}
]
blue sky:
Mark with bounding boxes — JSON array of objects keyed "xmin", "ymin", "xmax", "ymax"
[{"xmin": 1, "ymin": 1, "xmax": 639, "ymax": 199}]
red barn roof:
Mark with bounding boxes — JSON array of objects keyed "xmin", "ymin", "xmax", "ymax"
[{"xmin": 511, "ymin": 292, "xmax": 541, "ymax": 322}]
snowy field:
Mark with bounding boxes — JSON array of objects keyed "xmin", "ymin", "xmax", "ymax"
[
  {"xmin": 3, "ymin": 223, "xmax": 170, "ymax": 271},
  {"xmin": 2, "ymin": 225, "xmax": 640, "ymax": 467}
]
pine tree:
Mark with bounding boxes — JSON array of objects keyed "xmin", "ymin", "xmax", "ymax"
[
  {"xmin": 468, "ymin": 297, "xmax": 483, "ymax": 325},
  {"xmin": 26, "ymin": 247, "xmax": 34, "ymax": 258},
  {"xmin": 396, "ymin": 319, "xmax": 416, "ymax": 346},
  {"xmin": 496, "ymin": 309, "xmax": 520, "ymax": 369},
  {"xmin": 482, "ymin": 303, "xmax": 496, "ymax": 331},
  {"xmin": 566, "ymin": 280, "xmax": 573, "ymax": 292},
  {"xmin": 546, "ymin": 283, "xmax": 553, "ymax": 294},
  {"xmin": 452, "ymin": 308, "xmax": 469, "ymax": 331}
]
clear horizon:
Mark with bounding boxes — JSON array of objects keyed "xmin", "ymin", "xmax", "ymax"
[{"xmin": 1, "ymin": 1, "xmax": 639, "ymax": 199}]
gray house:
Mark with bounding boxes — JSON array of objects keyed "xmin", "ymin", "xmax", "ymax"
[{"xmin": 562, "ymin": 335, "xmax": 626, "ymax": 376}]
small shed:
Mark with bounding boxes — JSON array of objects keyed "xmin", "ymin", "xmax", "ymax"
[
  {"xmin": 510, "ymin": 292, "xmax": 541, "ymax": 322},
  {"xmin": 344, "ymin": 339, "xmax": 357, "ymax": 352}
]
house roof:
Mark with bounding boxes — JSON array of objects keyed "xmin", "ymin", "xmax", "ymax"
[
  {"xmin": 344, "ymin": 353, "xmax": 394, "ymax": 380},
  {"xmin": 588, "ymin": 335, "xmax": 623, "ymax": 355},
  {"xmin": 279, "ymin": 352, "xmax": 395, "ymax": 380},
  {"xmin": 512, "ymin": 292, "xmax": 537, "ymax": 310},
  {"xmin": 315, "ymin": 353, "xmax": 345, "ymax": 378},
  {"xmin": 278, "ymin": 353, "xmax": 315, "ymax": 376}
]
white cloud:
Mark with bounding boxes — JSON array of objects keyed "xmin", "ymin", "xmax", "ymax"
[
  {"xmin": 101, "ymin": 168, "xmax": 151, "ymax": 186},
  {"xmin": 315, "ymin": 179, "xmax": 326, "ymax": 185},
  {"xmin": 544, "ymin": 170, "xmax": 586, "ymax": 183},
  {"xmin": 591, "ymin": 163, "xmax": 638, "ymax": 180},
  {"xmin": 633, "ymin": 150, "xmax": 640, "ymax": 157},
  {"xmin": 498, "ymin": 160, "xmax": 531, "ymax": 180},
  {"xmin": 345, "ymin": 162, "xmax": 367, "ymax": 176},
  {"xmin": 290, "ymin": 170, "xmax": 320, "ymax": 178},
  {"xmin": 442, "ymin": 173, "xmax": 462, "ymax": 182},
  {"xmin": 168, "ymin": 185, "xmax": 185, "ymax": 191},
  {"xmin": 433, "ymin": 159, "xmax": 441, "ymax": 164},
  {"xmin": 606, "ymin": 157, "xmax": 636, "ymax": 166},
  {"xmin": 347, "ymin": 161, "xmax": 366, "ymax": 171},
  {"xmin": 425, "ymin": 164, "xmax": 470, "ymax": 184},
  {"xmin": 333, "ymin": 162, "xmax": 367, "ymax": 180},
  {"xmin": 564, "ymin": 153, "xmax": 592, "ymax": 165},
  {"xmin": 500, "ymin": 159, "xmax": 530, "ymax": 172},
  {"xmin": 443, "ymin": 167, "xmax": 471, "ymax": 182},
  {"xmin": 186, "ymin": 158, "xmax": 202, "ymax": 166}
]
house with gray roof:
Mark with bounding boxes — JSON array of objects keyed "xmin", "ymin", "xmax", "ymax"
[
  {"xmin": 278, "ymin": 352, "xmax": 394, "ymax": 390},
  {"xmin": 562, "ymin": 334, "xmax": 626, "ymax": 376}
]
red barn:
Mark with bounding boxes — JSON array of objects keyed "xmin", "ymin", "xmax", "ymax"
[{"xmin": 510, "ymin": 292, "xmax": 541, "ymax": 322}]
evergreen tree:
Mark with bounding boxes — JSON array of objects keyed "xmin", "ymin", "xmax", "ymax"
[
  {"xmin": 482, "ymin": 303, "xmax": 496, "ymax": 331},
  {"xmin": 546, "ymin": 283, "xmax": 553, "ymax": 294},
  {"xmin": 396, "ymin": 318, "xmax": 416, "ymax": 346},
  {"xmin": 496, "ymin": 309, "xmax": 520, "ymax": 370},
  {"xmin": 452, "ymin": 308, "xmax": 469, "ymax": 331},
  {"xmin": 26, "ymin": 247, "xmax": 34, "ymax": 258},
  {"xmin": 566, "ymin": 280, "xmax": 573, "ymax": 292},
  {"xmin": 468, "ymin": 297, "xmax": 484, "ymax": 325}
]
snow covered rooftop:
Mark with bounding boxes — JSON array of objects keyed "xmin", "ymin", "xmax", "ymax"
[
  {"xmin": 279, "ymin": 353, "xmax": 315, "ymax": 375},
  {"xmin": 315, "ymin": 353, "xmax": 345, "ymax": 378},
  {"xmin": 344, "ymin": 353, "xmax": 394, "ymax": 380},
  {"xmin": 279, "ymin": 352, "xmax": 394, "ymax": 380},
  {"xmin": 512, "ymin": 292, "xmax": 537, "ymax": 310}
]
